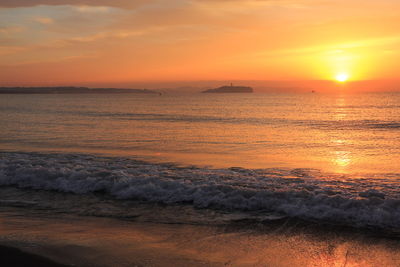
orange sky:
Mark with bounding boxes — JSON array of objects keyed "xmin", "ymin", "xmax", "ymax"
[{"xmin": 1, "ymin": 0, "xmax": 400, "ymax": 89}]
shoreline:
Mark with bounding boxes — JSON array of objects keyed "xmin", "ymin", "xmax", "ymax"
[{"xmin": 1, "ymin": 210, "xmax": 400, "ymax": 266}]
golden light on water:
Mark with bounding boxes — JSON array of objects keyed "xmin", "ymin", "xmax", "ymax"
[{"xmin": 333, "ymin": 151, "xmax": 352, "ymax": 168}]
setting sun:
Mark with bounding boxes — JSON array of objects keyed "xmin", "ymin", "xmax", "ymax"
[{"xmin": 335, "ymin": 73, "xmax": 349, "ymax": 82}]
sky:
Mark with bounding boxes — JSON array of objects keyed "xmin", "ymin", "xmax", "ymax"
[{"xmin": 1, "ymin": 0, "xmax": 400, "ymax": 89}]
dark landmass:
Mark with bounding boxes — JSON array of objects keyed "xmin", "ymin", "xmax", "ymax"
[
  {"xmin": 202, "ymin": 85, "xmax": 253, "ymax": 93},
  {"xmin": 0, "ymin": 87, "xmax": 158, "ymax": 94},
  {"xmin": 0, "ymin": 245, "xmax": 68, "ymax": 267}
]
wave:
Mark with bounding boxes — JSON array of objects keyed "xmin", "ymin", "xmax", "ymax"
[
  {"xmin": 1, "ymin": 152, "xmax": 400, "ymax": 230},
  {"xmin": 2, "ymin": 104, "xmax": 400, "ymax": 131},
  {"xmin": 305, "ymin": 120, "xmax": 400, "ymax": 130}
]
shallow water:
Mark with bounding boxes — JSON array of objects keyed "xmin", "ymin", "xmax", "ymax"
[{"xmin": 1, "ymin": 211, "xmax": 400, "ymax": 267}]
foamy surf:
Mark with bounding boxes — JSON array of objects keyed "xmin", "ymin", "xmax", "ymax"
[{"xmin": 1, "ymin": 152, "xmax": 400, "ymax": 230}]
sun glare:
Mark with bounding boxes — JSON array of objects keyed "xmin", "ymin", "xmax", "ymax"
[{"xmin": 335, "ymin": 73, "xmax": 349, "ymax": 82}]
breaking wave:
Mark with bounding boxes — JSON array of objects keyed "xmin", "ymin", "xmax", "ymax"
[{"xmin": 1, "ymin": 152, "xmax": 400, "ymax": 230}]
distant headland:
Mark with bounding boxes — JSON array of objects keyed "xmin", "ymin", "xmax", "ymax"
[
  {"xmin": 0, "ymin": 87, "xmax": 159, "ymax": 94},
  {"xmin": 202, "ymin": 84, "xmax": 253, "ymax": 93}
]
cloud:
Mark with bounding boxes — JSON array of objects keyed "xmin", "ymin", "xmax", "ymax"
[
  {"xmin": 0, "ymin": 26, "xmax": 24, "ymax": 35},
  {"xmin": 61, "ymin": 29, "xmax": 147, "ymax": 43},
  {"xmin": 0, "ymin": 0, "xmax": 319, "ymax": 9},
  {"xmin": 75, "ymin": 5, "xmax": 112, "ymax": 13},
  {"xmin": 0, "ymin": 46, "xmax": 26, "ymax": 56},
  {"xmin": 34, "ymin": 17, "xmax": 54, "ymax": 24},
  {"xmin": 0, "ymin": 0, "xmax": 152, "ymax": 9}
]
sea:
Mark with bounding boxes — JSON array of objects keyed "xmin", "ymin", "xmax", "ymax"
[{"xmin": 1, "ymin": 92, "xmax": 400, "ymax": 232}]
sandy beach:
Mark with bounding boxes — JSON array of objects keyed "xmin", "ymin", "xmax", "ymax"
[
  {"xmin": 0, "ymin": 209, "xmax": 399, "ymax": 267},
  {"xmin": 0, "ymin": 244, "xmax": 67, "ymax": 267}
]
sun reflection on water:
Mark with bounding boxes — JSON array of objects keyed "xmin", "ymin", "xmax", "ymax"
[
  {"xmin": 333, "ymin": 97, "xmax": 347, "ymax": 120},
  {"xmin": 333, "ymin": 150, "xmax": 351, "ymax": 168},
  {"xmin": 330, "ymin": 96, "xmax": 353, "ymax": 172}
]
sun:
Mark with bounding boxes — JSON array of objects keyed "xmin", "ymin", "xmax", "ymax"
[{"xmin": 335, "ymin": 73, "xmax": 349, "ymax": 82}]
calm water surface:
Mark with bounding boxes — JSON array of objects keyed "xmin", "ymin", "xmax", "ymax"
[{"xmin": 1, "ymin": 92, "xmax": 399, "ymax": 174}]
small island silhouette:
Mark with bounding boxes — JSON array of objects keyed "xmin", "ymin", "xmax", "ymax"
[
  {"xmin": 0, "ymin": 87, "xmax": 158, "ymax": 94},
  {"xmin": 202, "ymin": 84, "xmax": 253, "ymax": 93}
]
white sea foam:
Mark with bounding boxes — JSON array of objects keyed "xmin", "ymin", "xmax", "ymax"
[{"xmin": 1, "ymin": 152, "xmax": 400, "ymax": 229}]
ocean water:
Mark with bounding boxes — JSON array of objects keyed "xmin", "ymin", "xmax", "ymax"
[{"xmin": 1, "ymin": 92, "xmax": 400, "ymax": 230}]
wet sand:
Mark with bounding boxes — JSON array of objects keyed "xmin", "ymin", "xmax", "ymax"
[
  {"xmin": 0, "ymin": 211, "xmax": 400, "ymax": 267},
  {"xmin": 0, "ymin": 244, "xmax": 68, "ymax": 267}
]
